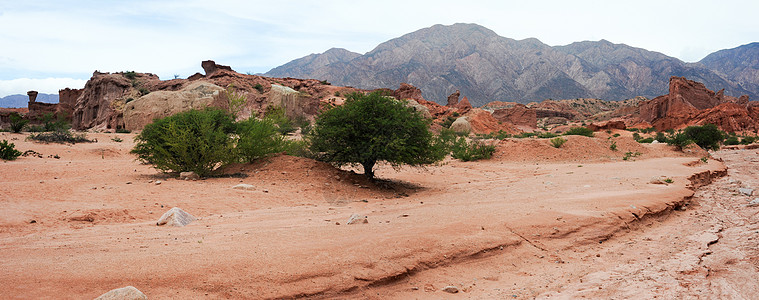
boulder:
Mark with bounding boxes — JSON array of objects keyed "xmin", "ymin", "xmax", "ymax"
[
  {"xmin": 447, "ymin": 90, "xmax": 460, "ymax": 106},
  {"xmin": 405, "ymin": 100, "xmax": 432, "ymax": 119},
  {"xmin": 156, "ymin": 207, "xmax": 196, "ymax": 227},
  {"xmin": 393, "ymin": 83, "xmax": 424, "ymax": 102},
  {"xmin": 268, "ymin": 84, "xmax": 317, "ymax": 120},
  {"xmin": 346, "ymin": 214, "xmax": 368, "ymax": 225},
  {"xmin": 94, "ymin": 286, "xmax": 147, "ymax": 300},
  {"xmin": 73, "ymin": 71, "xmax": 161, "ymax": 130},
  {"xmin": 449, "ymin": 117, "xmax": 472, "ymax": 133},
  {"xmin": 123, "ymin": 81, "xmax": 225, "ymax": 131},
  {"xmin": 179, "ymin": 171, "xmax": 199, "ymax": 181}
]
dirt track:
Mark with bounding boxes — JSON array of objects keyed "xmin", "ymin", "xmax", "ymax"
[{"xmin": 1, "ymin": 131, "xmax": 754, "ymax": 299}]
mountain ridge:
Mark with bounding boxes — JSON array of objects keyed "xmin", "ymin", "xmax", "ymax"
[{"xmin": 265, "ymin": 23, "xmax": 757, "ymax": 106}]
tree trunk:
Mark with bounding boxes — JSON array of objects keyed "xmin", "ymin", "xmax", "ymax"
[{"xmin": 362, "ymin": 160, "xmax": 375, "ymax": 179}]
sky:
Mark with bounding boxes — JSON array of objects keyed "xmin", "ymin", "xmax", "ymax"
[{"xmin": 0, "ymin": 0, "xmax": 757, "ymax": 97}]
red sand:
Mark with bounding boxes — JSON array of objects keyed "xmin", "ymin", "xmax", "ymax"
[{"xmin": 2, "ymin": 131, "xmax": 753, "ymax": 299}]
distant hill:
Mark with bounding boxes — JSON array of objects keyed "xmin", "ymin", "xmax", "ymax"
[
  {"xmin": 0, "ymin": 93, "xmax": 59, "ymax": 108},
  {"xmin": 698, "ymin": 42, "xmax": 759, "ymax": 97},
  {"xmin": 265, "ymin": 23, "xmax": 757, "ymax": 106}
]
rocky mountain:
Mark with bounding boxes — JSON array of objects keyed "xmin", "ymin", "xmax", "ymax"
[
  {"xmin": 698, "ymin": 42, "xmax": 759, "ymax": 96},
  {"xmin": 0, "ymin": 93, "xmax": 58, "ymax": 108},
  {"xmin": 265, "ymin": 23, "xmax": 757, "ymax": 106}
]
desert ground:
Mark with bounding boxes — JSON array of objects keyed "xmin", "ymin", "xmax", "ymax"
[{"xmin": 1, "ymin": 130, "xmax": 757, "ymax": 299}]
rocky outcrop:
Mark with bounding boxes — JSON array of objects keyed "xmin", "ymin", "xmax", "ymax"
[
  {"xmin": 638, "ymin": 76, "xmax": 756, "ymax": 132},
  {"xmin": 467, "ymin": 109, "xmax": 516, "ymax": 134},
  {"xmin": 447, "ymin": 90, "xmax": 460, "ymax": 106},
  {"xmin": 405, "ymin": 100, "xmax": 432, "ymax": 119},
  {"xmin": 56, "ymin": 88, "xmax": 83, "ymax": 120},
  {"xmin": 587, "ymin": 120, "xmax": 626, "ymax": 131},
  {"xmin": 449, "ymin": 117, "xmax": 472, "ymax": 133},
  {"xmin": 456, "ymin": 96, "xmax": 472, "ymax": 114},
  {"xmin": 492, "ymin": 104, "xmax": 537, "ymax": 129},
  {"xmin": 123, "ymin": 81, "xmax": 226, "ymax": 131},
  {"xmin": 393, "ymin": 83, "xmax": 424, "ymax": 102},
  {"xmin": 26, "ymin": 90, "xmax": 58, "ymax": 119},
  {"xmin": 202, "ymin": 60, "xmax": 234, "ymax": 76},
  {"xmin": 26, "ymin": 91, "xmax": 38, "ymax": 102},
  {"xmin": 73, "ymin": 71, "xmax": 161, "ymax": 130}
]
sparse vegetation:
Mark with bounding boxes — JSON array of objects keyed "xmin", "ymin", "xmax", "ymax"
[
  {"xmin": 123, "ymin": 71, "xmax": 137, "ymax": 80},
  {"xmin": 264, "ymin": 106, "xmax": 297, "ymax": 135},
  {"xmin": 309, "ymin": 91, "xmax": 443, "ymax": 179},
  {"xmin": 9, "ymin": 112, "xmax": 28, "ymax": 133},
  {"xmin": 138, "ymin": 87, "xmax": 150, "ymax": 96},
  {"xmin": 437, "ymin": 129, "xmax": 495, "ymax": 161},
  {"xmin": 27, "ymin": 130, "xmax": 93, "ymax": 144},
  {"xmin": 111, "ymin": 137, "xmax": 123, "ymax": 142},
  {"xmin": 225, "ymin": 85, "xmax": 247, "ymax": 118},
  {"xmin": 537, "ymin": 132, "xmax": 558, "ymax": 139},
  {"xmin": 563, "ymin": 126, "xmax": 594, "ymax": 137},
  {"xmin": 254, "ymin": 83, "xmax": 264, "ymax": 93},
  {"xmin": 115, "ymin": 128, "xmax": 131, "ymax": 134},
  {"xmin": 610, "ymin": 140, "xmax": 617, "ymax": 151},
  {"xmin": 0, "ymin": 140, "xmax": 22, "ymax": 160},
  {"xmin": 550, "ymin": 137, "xmax": 567, "ymax": 148},
  {"xmin": 622, "ymin": 151, "xmax": 642, "ymax": 161},
  {"xmin": 666, "ymin": 124, "xmax": 725, "ymax": 151},
  {"xmin": 663, "ymin": 178, "xmax": 674, "ymax": 184}
]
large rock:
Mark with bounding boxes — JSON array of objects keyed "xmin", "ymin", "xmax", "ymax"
[
  {"xmin": 405, "ymin": 100, "xmax": 432, "ymax": 119},
  {"xmin": 449, "ymin": 117, "xmax": 472, "ymax": 133},
  {"xmin": 456, "ymin": 96, "xmax": 472, "ymax": 114},
  {"xmin": 73, "ymin": 71, "xmax": 161, "ymax": 130},
  {"xmin": 393, "ymin": 83, "xmax": 424, "ymax": 102},
  {"xmin": 638, "ymin": 76, "xmax": 756, "ymax": 131},
  {"xmin": 492, "ymin": 104, "xmax": 537, "ymax": 128},
  {"xmin": 587, "ymin": 120, "xmax": 626, "ymax": 131},
  {"xmin": 156, "ymin": 207, "xmax": 196, "ymax": 227},
  {"xmin": 446, "ymin": 90, "xmax": 460, "ymax": 106},
  {"xmin": 123, "ymin": 81, "xmax": 225, "ymax": 131},
  {"xmin": 94, "ymin": 286, "xmax": 147, "ymax": 300},
  {"xmin": 268, "ymin": 84, "xmax": 319, "ymax": 120},
  {"xmin": 201, "ymin": 60, "xmax": 234, "ymax": 76}
]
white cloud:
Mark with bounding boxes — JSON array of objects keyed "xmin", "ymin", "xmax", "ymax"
[{"xmin": 0, "ymin": 78, "xmax": 87, "ymax": 97}]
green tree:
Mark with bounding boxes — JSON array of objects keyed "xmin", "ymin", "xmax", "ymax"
[
  {"xmin": 235, "ymin": 117, "xmax": 287, "ymax": 162},
  {"xmin": 9, "ymin": 113, "xmax": 28, "ymax": 133},
  {"xmin": 309, "ymin": 92, "xmax": 443, "ymax": 179},
  {"xmin": 131, "ymin": 108, "xmax": 236, "ymax": 176}
]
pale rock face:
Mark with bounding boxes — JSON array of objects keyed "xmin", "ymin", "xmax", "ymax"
[
  {"xmin": 123, "ymin": 81, "xmax": 225, "ymax": 131},
  {"xmin": 405, "ymin": 100, "xmax": 432, "ymax": 119},
  {"xmin": 94, "ymin": 286, "xmax": 147, "ymax": 300},
  {"xmin": 449, "ymin": 117, "xmax": 472, "ymax": 133}
]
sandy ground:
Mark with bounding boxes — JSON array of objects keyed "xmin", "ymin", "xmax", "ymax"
[{"xmin": 1, "ymin": 131, "xmax": 752, "ymax": 299}]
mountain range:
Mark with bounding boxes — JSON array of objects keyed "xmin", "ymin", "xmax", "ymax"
[
  {"xmin": 0, "ymin": 93, "xmax": 59, "ymax": 108},
  {"xmin": 266, "ymin": 23, "xmax": 758, "ymax": 106}
]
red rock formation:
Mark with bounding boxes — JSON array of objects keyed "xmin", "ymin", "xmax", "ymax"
[
  {"xmin": 468, "ymin": 110, "xmax": 517, "ymax": 134},
  {"xmin": 456, "ymin": 96, "xmax": 472, "ymax": 114},
  {"xmin": 492, "ymin": 104, "xmax": 537, "ymax": 129},
  {"xmin": 202, "ymin": 60, "xmax": 234, "ymax": 76},
  {"xmin": 56, "ymin": 88, "xmax": 83, "ymax": 121},
  {"xmin": 447, "ymin": 90, "xmax": 460, "ymax": 106},
  {"xmin": 587, "ymin": 120, "xmax": 626, "ymax": 131},
  {"xmin": 393, "ymin": 83, "xmax": 424, "ymax": 102},
  {"xmin": 72, "ymin": 71, "xmax": 151, "ymax": 130},
  {"xmin": 638, "ymin": 76, "xmax": 756, "ymax": 132}
]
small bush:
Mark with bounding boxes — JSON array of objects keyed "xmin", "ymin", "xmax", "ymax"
[
  {"xmin": 0, "ymin": 140, "xmax": 22, "ymax": 160},
  {"xmin": 513, "ymin": 132, "xmax": 537, "ymax": 138},
  {"xmin": 564, "ymin": 127, "xmax": 594, "ymax": 137},
  {"xmin": 741, "ymin": 136, "xmax": 757, "ymax": 145},
  {"xmin": 111, "ymin": 137, "xmax": 123, "ymax": 142},
  {"xmin": 451, "ymin": 138, "xmax": 495, "ymax": 161},
  {"xmin": 235, "ymin": 117, "xmax": 286, "ymax": 162},
  {"xmin": 264, "ymin": 106, "xmax": 297, "ymax": 135},
  {"xmin": 655, "ymin": 132, "xmax": 666, "ymax": 142},
  {"xmin": 724, "ymin": 136, "xmax": 740, "ymax": 146},
  {"xmin": 9, "ymin": 113, "xmax": 28, "ymax": 133},
  {"xmin": 610, "ymin": 141, "xmax": 618, "ymax": 151},
  {"xmin": 666, "ymin": 132, "xmax": 693, "ymax": 150},
  {"xmin": 131, "ymin": 108, "xmax": 236, "ymax": 176},
  {"xmin": 550, "ymin": 137, "xmax": 566, "ymax": 148},
  {"xmin": 124, "ymin": 71, "xmax": 137, "ymax": 80},
  {"xmin": 641, "ymin": 127, "xmax": 656, "ymax": 134},
  {"xmin": 613, "ymin": 133, "xmax": 620, "ymax": 137},
  {"xmin": 637, "ymin": 137, "xmax": 654, "ymax": 143},
  {"xmin": 538, "ymin": 132, "xmax": 558, "ymax": 139},
  {"xmin": 632, "ymin": 132, "xmax": 641, "ymax": 141},
  {"xmin": 115, "ymin": 128, "xmax": 131, "ymax": 134},
  {"xmin": 622, "ymin": 151, "xmax": 641, "ymax": 161},
  {"xmin": 440, "ymin": 116, "xmax": 457, "ymax": 129},
  {"xmin": 138, "ymin": 87, "xmax": 150, "ymax": 96},
  {"xmin": 669, "ymin": 124, "xmax": 725, "ymax": 151},
  {"xmin": 27, "ymin": 130, "xmax": 93, "ymax": 144}
]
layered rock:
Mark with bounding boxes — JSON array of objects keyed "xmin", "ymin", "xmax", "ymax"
[
  {"xmin": 393, "ymin": 83, "xmax": 424, "ymax": 102},
  {"xmin": 492, "ymin": 104, "xmax": 537, "ymax": 129},
  {"xmin": 57, "ymin": 88, "xmax": 83, "ymax": 121},
  {"xmin": 72, "ymin": 71, "xmax": 161, "ymax": 130},
  {"xmin": 638, "ymin": 76, "xmax": 756, "ymax": 132},
  {"xmin": 447, "ymin": 90, "xmax": 460, "ymax": 106}
]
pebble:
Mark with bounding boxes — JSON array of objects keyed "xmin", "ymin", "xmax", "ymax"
[
  {"xmin": 155, "ymin": 181, "xmax": 162, "ymax": 185},
  {"xmin": 442, "ymin": 286, "xmax": 459, "ymax": 293},
  {"xmin": 739, "ymin": 188, "xmax": 753, "ymax": 196}
]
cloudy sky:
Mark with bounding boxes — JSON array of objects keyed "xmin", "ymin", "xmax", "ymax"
[{"xmin": 0, "ymin": 0, "xmax": 756, "ymax": 97}]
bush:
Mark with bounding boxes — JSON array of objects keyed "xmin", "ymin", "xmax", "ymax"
[
  {"xmin": 0, "ymin": 140, "xmax": 22, "ymax": 160},
  {"xmin": 550, "ymin": 137, "xmax": 566, "ymax": 148},
  {"xmin": 225, "ymin": 85, "xmax": 247, "ymax": 118},
  {"xmin": 610, "ymin": 140, "xmax": 618, "ymax": 151},
  {"xmin": 254, "ymin": 84, "xmax": 264, "ymax": 93},
  {"xmin": 450, "ymin": 139, "xmax": 495, "ymax": 161},
  {"xmin": 724, "ymin": 136, "xmax": 740, "ymax": 146},
  {"xmin": 115, "ymin": 128, "xmax": 131, "ymax": 134},
  {"xmin": 741, "ymin": 136, "xmax": 757, "ymax": 145},
  {"xmin": 666, "ymin": 132, "xmax": 694, "ymax": 150},
  {"xmin": 32, "ymin": 113, "xmax": 70, "ymax": 132},
  {"xmin": 27, "ymin": 130, "xmax": 92, "ymax": 144},
  {"xmin": 564, "ymin": 126, "xmax": 594, "ymax": 137},
  {"xmin": 131, "ymin": 108, "xmax": 236, "ymax": 176},
  {"xmin": 679, "ymin": 124, "xmax": 725, "ymax": 151},
  {"xmin": 9, "ymin": 113, "xmax": 28, "ymax": 133},
  {"xmin": 440, "ymin": 116, "xmax": 457, "ymax": 129},
  {"xmin": 310, "ymin": 91, "xmax": 443, "ymax": 178},
  {"xmin": 264, "ymin": 106, "xmax": 296, "ymax": 135},
  {"xmin": 538, "ymin": 132, "xmax": 558, "ymax": 139},
  {"xmin": 637, "ymin": 137, "xmax": 655, "ymax": 143},
  {"xmin": 235, "ymin": 117, "xmax": 286, "ymax": 162}
]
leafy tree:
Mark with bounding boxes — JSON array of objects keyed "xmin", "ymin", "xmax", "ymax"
[
  {"xmin": 9, "ymin": 113, "xmax": 28, "ymax": 133},
  {"xmin": 667, "ymin": 124, "xmax": 725, "ymax": 151},
  {"xmin": 309, "ymin": 92, "xmax": 443, "ymax": 179},
  {"xmin": 235, "ymin": 117, "xmax": 287, "ymax": 162},
  {"xmin": 131, "ymin": 108, "xmax": 236, "ymax": 176}
]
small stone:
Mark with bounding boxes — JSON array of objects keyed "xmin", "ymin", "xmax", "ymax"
[
  {"xmin": 155, "ymin": 180, "xmax": 162, "ymax": 185},
  {"xmin": 94, "ymin": 286, "xmax": 147, "ymax": 300},
  {"xmin": 263, "ymin": 189, "xmax": 269, "ymax": 193},
  {"xmin": 346, "ymin": 213, "xmax": 368, "ymax": 225},
  {"xmin": 126, "ymin": 181, "xmax": 132, "ymax": 184},
  {"xmin": 232, "ymin": 183, "xmax": 255, "ymax": 191},
  {"xmin": 747, "ymin": 198, "xmax": 759, "ymax": 207},
  {"xmin": 739, "ymin": 188, "xmax": 754, "ymax": 196},
  {"xmin": 148, "ymin": 180, "xmax": 153, "ymax": 183},
  {"xmin": 442, "ymin": 285, "xmax": 459, "ymax": 293},
  {"xmin": 179, "ymin": 171, "xmax": 199, "ymax": 181},
  {"xmin": 29, "ymin": 220, "xmax": 36, "ymax": 224}
]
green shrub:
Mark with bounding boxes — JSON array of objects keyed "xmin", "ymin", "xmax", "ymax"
[
  {"xmin": 264, "ymin": 106, "xmax": 296, "ymax": 134},
  {"xmin": 235, "ymin": 117, "xmax": 286, "ymax": 162},
  {"xmin": 679, "ymin": 124, "xmax": 725, "ymax": 151},
  {"xmin": 131, "ymin": 108, "xmax": 236, "ymax": 176},
  {"xmin": 564, "ymin": 126, "xmax": 594, "ymax": 137},
  {"xmin": 550, "ymin": 137, "xmax": 566, "ymax": 148},
  {"xmin": 310, "ymin": 91, "xmax": 443, "ymax": 178},
  {"xmin": 115, "ymin": 128, "xmax": 131, "ymax": 134},
  {"xmin": 665, "ymin": 132, "xmax": 693, "ymax": 150},
  {"xmin": 9, "ymin": 113, "xmax": 28, "ymax": 133},
  {"xmin": 641, "ymin": 127, "xmax": 656, "ymax": 134},
  {"xmin": 27, "ymin": 130, "xmax": 92, "ymax": 144},
  {"xmin": 632, "ymin": 132, "xmax": 641, "ymax": 141},
  {"xmin": 440, "ymin": 116, "xmax": 457, "ymax": 129},
  {"xmin": 637, "ymin": 137, "xmax": 654, "ymax": 143},
  {"xmin": 538, "ymin": 132, "xmax": 558, "ymax": 139},
  {"xmin": 655, "ymin": 132, "xmax": 666, "ymax": 142},
  {"xmin": 513, "ymin": 132, "xmax": 537, "ymax": 138},
  {"xmin": 253, "ymin": 83, "xmax": 264, "ymax": 93},
  {"xmin": 610, "ymin": 141, "xmax": 618, "ymax": 151},
  {"xmin": 225, "ymin": 85, "xmax": 247, "ymax": 118},
  {"xmin": 622, "ymin": 151, "xmax": 641, "ymax": 161},
  {"xmin": 138, "ymin": 87, "xmax": 150, "ymax": 96},
  {"xmin": 741, "ymin": 136, "xmax": 757, "ymax": 145},
  {"xmin": 0, "ymin": 140, "xmax": 22, "ymax": 160},
  {"xmin": 450, "ymin": 139, "xmax": 495, "ymax": 161},
  {"xmin": 724, "ymin": 136, "xmax": 740, "ymax": 146},
  {"xmin": 124, "ymin": 71, "xmax": 137, "ymax": 80}
]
